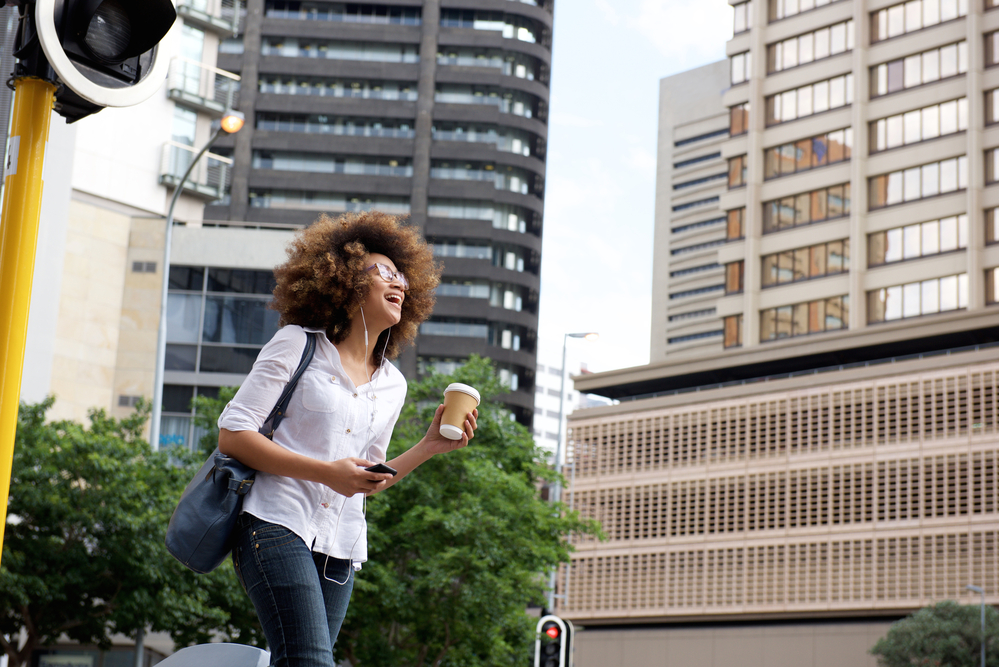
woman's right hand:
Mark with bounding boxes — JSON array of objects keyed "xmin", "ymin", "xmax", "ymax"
[{"xmin": 323, "ymin": 457, "xmax": 394, "ymax": 497}]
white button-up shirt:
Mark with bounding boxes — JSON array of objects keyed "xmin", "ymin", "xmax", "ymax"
[{"xmin": 218, "ymin": 324, "xmax": 406, "ymax": 563}]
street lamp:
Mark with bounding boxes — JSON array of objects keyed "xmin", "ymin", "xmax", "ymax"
[
  {"xmin": 546, "ymin": 331, "xmax": 598, "ymax": 612},
  {"xmin": 968, "ymin": 584, "xmax": 987, "ymax": 667},
  {"xmin": 149, "ymin": 110, "xmax": 245, "ymax": 450}
]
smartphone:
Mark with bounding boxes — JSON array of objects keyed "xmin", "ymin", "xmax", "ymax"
[{"xmin": 365, "ymin": 462, "xmax": 398, "ymax": 476}]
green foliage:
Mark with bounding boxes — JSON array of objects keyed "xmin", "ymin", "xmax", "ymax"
[
  {"xmin": 0, "ymin": 398, "xmax": 264, "ymax": 667},
  {"xmin": 336, "ymin": 356, "xmax": 602, "ymax": 667},
  {"xmin": 871, "ymin": 600, "xmax": 999, "ymax": 667}
]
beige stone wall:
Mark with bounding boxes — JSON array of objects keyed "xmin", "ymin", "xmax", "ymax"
[
  {"xmin": 572, "ymin": 621, "xmax": 892, "ymax": 667},
  {"xmin": 111, "ymin": 218, "xmax": 165, "ymax": 421},
  {"xmin": 48, "ymin": 200, "xmax": 132, "ymax": 423}
]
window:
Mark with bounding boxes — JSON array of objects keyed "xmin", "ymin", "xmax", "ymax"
[
  {"xmin": 870, "ymin": 98, "xmax": 968, "ymax": 152},
  {"xmin": 431, "ymin": 161, "xmax": 536, "ymax": 195},
  {"xmin": 763, "ymin": 183, "xmax": 851, "ymax": 233},
  {"xmin": 673, "ymin": 216, "xmax": 726, "ymax": 234},
  {"xmin": 762, "ymin": 239, "xmax": 849, "ymax": 287},
  {"xmin": 261, "ymin": 37, "xmax": 419, "ymax": 62},
  {"xmin": 257, "ymin": 76, "xmax": 417, "ymax": 99},
  {"xmin": 724, "ymin": 315, "xmax": 743, "ymax": 348},
  {"xmin": 435, "ymin": 85, "xmax": 538, "ymax": 118},
  {"xmin": 727, "ymin": 208, "xmax": 745, "ymax": 240},
  {"xmin": 672, "ymin": 239, "xmax": 726, "ymax": 255},
  {"xmin": 868, "ymin": 156, "xmax": 967, "ymax": 209},
  {"xmin": 731, "ymin": 52, "xmax": 751, "ymax": 85},
  {"xmin": 669, "ymin": 308, "xmax": 716, "ymax": 322},
  {"xmin": 672, "ymin": 197, "xmax": 720, "ymax": 213},
  {"xmin": 253, "ymin": 151, "xmax": 413, "ymax": 176},
  {"xmin": 249, "ymin": 191, "xmax": 411, "ymax": 215},
  {"xmin": 671, "ymin": 263, "xmax": 721, "ymax": 278},
  {"xmin": 436, "ymin": 48, "xmax": 539, "ymax": 80},
  {"xmin": 764, "ymin": 128, "xmax": 851, "ymax": 179},
  {"xmin": 670, "ymin": 285, "xmax": 725, "ymax": 300},
  {"xmin": 728, "ymin": 156, "xmax": 747, "ymax": 188},
  {"xmin": 160, "ymin": 384, "xmax": 221, "ymax": 450},
  {"xmin": 871, "ymin": 41, "xmax": 967, "ymax": 97},
  {"xmin": 770, "ymin": 0, "xmax": 848, "ymax": 22},
  {"xmin": 869, "ymin": 215, "xmax": 968, "ymax": 265},
  {"xmin": 432, "ymin": 122, "xmax": 536, "ymax": 156},
  {"xmin": 768, "ymin": 20, "xmax": 853, "ymax": 73},
  {"xmin": 674, "ymin": 153, "xmax": 721, "ymax": 170},
  {"xmin": 730, "ymin": 103, "xmax": 750, "ymax": 136},
  {"xmin": 984, "ymin": 149, "xmax": 999, "ymax": 184},
  {"xmin": 675, "ymin": 173, "xmax": 727, "ymax": 190},
  {"xmin": 428, "ymin": 199, "xmax": 532, "ymax": 234},
  {"xmin": 165, "ymin": 267, "xmax": 279, "ymax": 377},
  {"xmin": 420, "ymin": 319, "xmax": 489, "ymax": 338},
  {"xmin": 668, "ymin": 330, "xmax": 724, "ymax": 345},
  {"xmin": 265, "ymin": 2, "xmax": 422, "ymax": 25},
  {"xmin": 988, "ymin": 268, "xmax": 999, "ymax": 304},
  {"xmin": 256, "ymin": 114, "xmax": 415, "ymax": 138},
  {"xmin": 431, "ymin": 240, "xmax": 492, "ymax": 260},
  {"xmin": 676, "ymin": 129, "xmax": 729, "ymax": 147},
  {"xmin": 871, "ymin": 0, "xmax": 967, "ymax": 43},
  {"xmin": 440, "ymin": 9, "xmax": 542, "ymax": 43},
  {"xmin": 734, "ymin": 1, "xmax": 753, "ymax": 33},
  {"xmin": 766, "ymin": 73, "xmax": 853, "ymax": 126},
  {"xmin": 725, "ymin": 261, "xmax": 745, "ymax": 294},
  {"xmin": 760, "ymin": 295, "xmax": 849, "ymax": 340},
  {"xmin": 868, "ymin": 274, "xmax": 968, "ymax": 322}
]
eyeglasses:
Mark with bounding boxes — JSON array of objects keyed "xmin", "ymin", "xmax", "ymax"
[{"xmin": 365, "ymin": 263, "xmax": 409, "ymax": 291}]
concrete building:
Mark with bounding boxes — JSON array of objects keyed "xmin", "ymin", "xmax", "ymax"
[
  {"xmin": 559, "ymin": 0, "xmax": 999, "ymax": 664},
  {"xmin": 650, "ymin": 60, "xmax": 732, "ymax": 362},
  {"xmin": 202, "ymin": 0, "xmax": 556, "ymax": 426}
]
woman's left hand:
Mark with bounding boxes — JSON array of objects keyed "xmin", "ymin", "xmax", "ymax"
[{"xmin": 421, "ymin": 404, "xmax": 478, "ymax": 455}]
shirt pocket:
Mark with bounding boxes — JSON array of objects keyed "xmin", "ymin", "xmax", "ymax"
[{"xmin": 299, "ymin": 369, "xmax": 342, "ymax": 413}]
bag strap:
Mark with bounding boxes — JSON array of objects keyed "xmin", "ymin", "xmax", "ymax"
[{"xmin": 259, "ymin": 331, "xmax": 318, "ymax": 439}]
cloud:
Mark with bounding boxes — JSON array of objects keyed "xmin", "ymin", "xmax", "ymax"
[{"xmin": 628, "ymin": 0, "xmax": 731, "ymax": 69}]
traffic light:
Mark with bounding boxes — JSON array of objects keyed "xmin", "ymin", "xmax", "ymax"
[
  {"xmin": 12, "ymin": 0, "xmax": 177, "ymax": 122},
  {"xmin": 535, "ymin": 615, "xmax": 573, "ymax": 667}
]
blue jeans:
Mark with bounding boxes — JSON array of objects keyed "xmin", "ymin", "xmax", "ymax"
[{"xmin": 232, "ymin": 513, "xmax": 354, "ymax": 667}]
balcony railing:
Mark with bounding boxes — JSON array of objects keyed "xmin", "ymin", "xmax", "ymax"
[
  {"xmin": 176, "ymin": 0, "xmax": 242, "ymax": 34},
  {"xmin": 167, "ymin": 57, "xmax": 240, "ymax": 115},
  {"xmin": 159, "ymin": 141, "xmax": 234, "ymax": 202}
]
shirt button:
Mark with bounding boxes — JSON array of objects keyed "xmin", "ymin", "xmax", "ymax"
[
  {"xmin": 330, "ymin": 375, "xmax": 336, "ymax": 383},
  {"xmin": 345, "ymin": 428, "xmax": 351, "ymax": 434},
  {"xmin": 353, "ymin": 393, "xmax": 358, "ymax": 398}
]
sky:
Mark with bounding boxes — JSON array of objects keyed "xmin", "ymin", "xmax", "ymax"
[{"xmin": 535, "ymin": 0, "xmax": 732, "ymax": 374}]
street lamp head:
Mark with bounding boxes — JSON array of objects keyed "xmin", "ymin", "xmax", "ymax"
[
  {"xmin": 968, "ymin": 584, "xmax": 985, "ymax": 594},
  {"xmin": 566, "ymin": 332, "xmax": 599, "ymax": 340},
  {"xmin": 220, "ymin": 110, "xmax": 246, "ymax": 134}
]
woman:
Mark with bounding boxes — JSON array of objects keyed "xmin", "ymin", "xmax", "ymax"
[{"xmin": 217, "ymin": 211, "xmax": 477, "ymax": 667}]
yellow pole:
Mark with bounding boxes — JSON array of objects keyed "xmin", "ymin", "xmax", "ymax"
[{"xmin": 0, "ymin": 77, "xmax": 56, "ymax": 566}]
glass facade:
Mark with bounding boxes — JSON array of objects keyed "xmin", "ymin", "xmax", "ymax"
[
  {"xmin": 868, "ymin": 215, "xmax": 968, "ymax": 265},
  {"xmin": 760, "ymin": 295, "xmax": 849, "ymax": 341},
  {"xmin": 761, "ymin": 239, "xmax": 849, "ymax": 287},
  {"xmin": 764, "ymin": 128, "xmax": 851, "ymax": 179},
  {"xmin": 868, "ymin": 274, "xmax": 968, "ymax": 322},
  {"xmin": 763, "ymin": 183, "xmax": 851, "ymax": 233},
  {"xmin": 868, "ymin": 156, "xmax": 967, "ymax": 209}
]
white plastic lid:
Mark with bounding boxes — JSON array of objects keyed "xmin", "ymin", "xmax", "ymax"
[
  {"xmin": 443, "ymin": 382, "xmax": 480, "ymax": 405},
  {"xmin": 439, "ymin": 423, "xmax": 464, "ymax": 440}
]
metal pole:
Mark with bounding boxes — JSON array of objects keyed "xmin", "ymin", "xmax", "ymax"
[
  {"xmin": 0, "ymin": 78, "xmax": 57, "ymax": 566},
  {"xmin": 149, "ymin": 125, "xmax": 224, "ymax": 449},
  {"xmin": 982, "ymin": 589, "xmax": 986, "ymax": 667},
  {"xmin": 546, "ymin": 333, "xmax": 569, "ymax": 611}
]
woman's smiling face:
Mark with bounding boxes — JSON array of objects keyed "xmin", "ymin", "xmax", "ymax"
[{"xmin": 361, "ymin": 252, "xmax": 406, "ymax": 327}]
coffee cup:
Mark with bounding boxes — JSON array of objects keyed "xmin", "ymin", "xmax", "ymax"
[{"xmin": 440, "ymin": 383, "xmax": 480, "ymax": 440}]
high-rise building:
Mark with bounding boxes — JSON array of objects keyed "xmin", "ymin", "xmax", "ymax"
[
  {"xmin": 207, "ymin": 0, "xmax": 556, "ymax": 424},
  {"xmin": 557, "ymin": 1, "xmax": 999, "ymax": 665}
]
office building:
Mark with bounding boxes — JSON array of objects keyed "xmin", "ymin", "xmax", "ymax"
[
  {"xmin": 205, "ymin": 0, "xmax": 556, "ymax": 425},
  {"xmin": 559, "ymin": 1, "xmax": 999, "ymax": 664}
]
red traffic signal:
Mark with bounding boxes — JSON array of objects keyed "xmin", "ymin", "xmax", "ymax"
[{"xmin": 545, "ymin": 626, "xmax": 560, "ymax": 639}]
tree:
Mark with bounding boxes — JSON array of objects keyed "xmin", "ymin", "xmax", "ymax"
[
  {"xmin": 0, "ymin": 398, "xmax": 264, "ymax": 667},
  {"xmin": 871, "ymin": 600, "xmax": 999, "ymax": 667},
  {"xmin": 334, "ymin": 356, "xmax": 602, "ymax": 667}
]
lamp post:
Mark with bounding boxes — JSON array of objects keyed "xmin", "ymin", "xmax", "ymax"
[
  {"xmin": 968, "ymin": 584, "xmax": 987, "ymax": 667},
  {"xmin": 546, "ymin": 331, "xmax": 598, "ymax": 612},
  {"xmin": 149, "ymin": 110, "xmax": 245, "ymax": 450}
]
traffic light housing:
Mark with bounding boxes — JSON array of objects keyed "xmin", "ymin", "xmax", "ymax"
[
  {"xmin": 535, "ymin": 615, "xmax": 573, "ymax": 667},
  {"xmin": 12, "ymin": 0, "xmax": 177, "ymax": 122}
]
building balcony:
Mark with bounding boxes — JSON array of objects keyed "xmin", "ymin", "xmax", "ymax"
[
  {"xmin": 159, "ymin": 142, "xmax": 234, "ymax": 202},
  {"xmin": 167, "ymin": 57, "xmax": 240, "ymax": 116},
  {"xmin": 176, "ymin": 0, "xmax": 241, "ymax": 35}
]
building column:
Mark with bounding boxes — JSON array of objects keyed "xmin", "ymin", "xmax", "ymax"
[
  {"xmin": 228, "ymin": 0, "xmax": 263, "ymax": 222},
  {"xmin": 967, "ymin": 4, "xmax": 986, "ymax": 310},
  {"xmin": 409, "ymin": 0, "xmax": 441, "ymax": 228},
  {"xmin": 849, "ymin": 0, "xmax": 869, "ymax": 330},
  {"xmin": 741, "ymin": 0, "xmax": 768, "ymax": 347}
]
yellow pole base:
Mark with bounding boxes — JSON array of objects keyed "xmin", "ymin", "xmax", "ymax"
[{"xmin": 0, "ymin": 77, "xmax": 56, "ymax": 566}]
